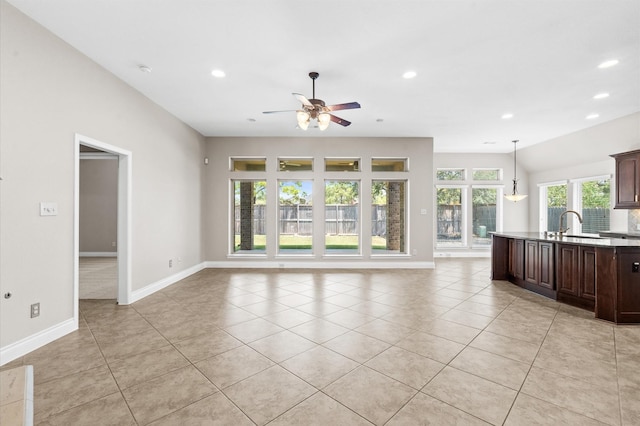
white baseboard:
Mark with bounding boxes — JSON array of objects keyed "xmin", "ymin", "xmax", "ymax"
[
  {"xmin": 130, "ymin": 262, "xmax": 207, "ymax": 303},
  {"xmin": 206, "ymin": 260, "xmax": 436, "ymax": 269},
  {"xmin": 0, "ymin": 318, "xmax": 77, "ymax": 366},
  {"xmin": 79, "ymin": 252, "xmax": 117, "ymax": 257},
  {"xmin": 434, "ymin": 251, "xmax": 491, "ymax": 258}
]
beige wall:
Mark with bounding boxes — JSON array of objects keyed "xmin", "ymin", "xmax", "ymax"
[
  {"xmin": 204, "ymin": 137, "xmax": 435, "ymax": 265},
  {"xmin": 79, "ymin": 158, "xmax": 118, "ymax": 253},
  {"xmin": 0, "ymin": 1, "xmax": 205, "ymax": 350}
]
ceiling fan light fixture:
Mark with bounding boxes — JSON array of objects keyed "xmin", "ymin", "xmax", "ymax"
[
  {"xmin": 297, "ymin": 110, "xmax": 310, "ymax": 130},
  {"xmin": 318, "ymin": 113, "xmax": 330, "ymax": 131}
]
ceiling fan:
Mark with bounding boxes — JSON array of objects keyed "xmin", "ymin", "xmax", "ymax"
[{"xmin": 263, "ymin": 72, "xmax": 361, "ymax": 130}]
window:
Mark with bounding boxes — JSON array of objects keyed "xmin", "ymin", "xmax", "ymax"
[
  {"xmin": 472, "ymin": 169, "xmax": 501, "ymax": 181},
  {"xmin": 372, "ymin": 158, "xmax": 407, "ymax": 172},
  {"xmin": 437, "ymin": 186, "xmax": 465, "ymax": 247},
  {"xmin": 472, "ymin": 187, "xmax": 498, "ymax": 246},
  {"xmin": 325, "ymin": 158, "xmax": 360, "ymax": 172},
  {"xmin": 279, "ymin": 158, "xmax": 313, "ymax": 171},
  {"xmin": 576, "ymin": 177, "xmax": 611, "ymax": 234},
  {"xmin": 230, "ymin": 158, "xmax": 266, "ymax": 171},
  {"xmin": 278, "ymin": 180, "xmax": 313, "ymax": 253},
  {"xmin": 232, "ymin": 180, "xmax": 266, "ymax": 253},
  {"xmin": 540, "ymin": 182, "xmax": 567, "ymax": 232},
  {"xmin": 325, "ymin": 181, "xmax": 360, "ymax": 254},
  {"xmin": 437, "ymin": 169, "xmax": 465, "ymax": 181},
  {"xmin": 372, "ymin": 181, "xmax": 407, "ymax": 254}
]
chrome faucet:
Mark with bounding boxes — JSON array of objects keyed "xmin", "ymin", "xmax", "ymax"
[{"xmin": 558, "ymin": 210, "xmax": 583, "ymax": 236}]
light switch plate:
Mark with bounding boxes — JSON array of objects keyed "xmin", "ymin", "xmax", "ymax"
[{"xmin": 40, "ymin": 202, "xmax": 58, "ymax": 216}]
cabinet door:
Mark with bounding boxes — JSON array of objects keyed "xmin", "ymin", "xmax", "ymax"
[
  {"xmin": 616, "ymin": 250, "xmax": 640, "ymax": 323},
  {"xmin": 614, "ymin": 152, "xmax": 640, "ymax": 208},
  {"xmin": 538, "ymin": 242, "xmax": 555, "ymax": 290},
  {"xmin": 579, "ymin": 246, "xmax": 597, "ymax": 301},
  {"xmin": 510, "ymin": 239, "xmax": 525, "ymax": 281},
  {"xmin": 557, "ymin": 244, "xmax": 579, "ymax": 296},
  {"xmin": 525, "ymin": 240, "xmax": 538, "ymax": 285}
]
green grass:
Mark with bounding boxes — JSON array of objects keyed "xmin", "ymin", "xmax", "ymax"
[{"xmin": 234, "ymin": 234, "xmax": 389, "ymax": 250}]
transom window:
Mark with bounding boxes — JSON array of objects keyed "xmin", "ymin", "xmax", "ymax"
[
  {"xmin": 372, "ymin": 158, "xmax": 407, "ymax": 172},
  {"xmin": 279, "ymin": 158, "xmax": 313, "ymax": 171},
  {"xmin": 325, "ymin": 158, "xmax": 360, "ymax": 172},
  {"xmin": 436, "ymin": 168, "xmax": 465, "ymax": 181},
  {"xmin": 231, "ymin": 158, "xmax": 266, "ymax": 171}
]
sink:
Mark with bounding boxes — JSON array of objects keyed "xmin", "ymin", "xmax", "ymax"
[{"xmin": 562, "ymin": 234, "xmax": 604, "ymax": 239}]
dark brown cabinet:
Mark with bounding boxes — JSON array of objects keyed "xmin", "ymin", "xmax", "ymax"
[
  {"xmin": 524, "ymin": 240, "xmax": 555, "ymax": 298},
  {"xmin": 616, "ymin": 249, "xmax": 640, "ymax": 323},
  {"xmin": 491, "ymin": 233, "xmax": 640, "ymax": 323},
  {"xmin": 509, "ymin": 238, "xmax": 524, "ymax": 283},
  {"xmin": 611, "ymin": 149, "xmax": 640, "ymax": 209},
  {"xmin": 556, "ymin": 243, "xmax": 596, "ymax": 309}
]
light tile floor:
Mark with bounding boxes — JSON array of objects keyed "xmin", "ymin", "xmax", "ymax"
[{"xmin": 3, "ymin": 258, "xmax": 639, "ymax": 425}]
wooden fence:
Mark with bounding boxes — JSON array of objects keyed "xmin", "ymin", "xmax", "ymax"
[{"xmin": 234, "ymin": 204, "xmax": 388, "ymax": 236}]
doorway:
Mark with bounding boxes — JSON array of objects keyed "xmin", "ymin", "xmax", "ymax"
[
  {"xmin": 74, "ymin": 134, "xmax": 132, "ymax": 323},
  {"xmin": 79, "ymin": 150, "xmax": 118, "ymax": 299}
]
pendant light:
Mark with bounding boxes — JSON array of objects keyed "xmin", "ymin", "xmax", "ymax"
[{"xmin": 504, "ymin": 140, "xmax": 528, "ymax": 202}]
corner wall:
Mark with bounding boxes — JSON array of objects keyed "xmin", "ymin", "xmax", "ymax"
[
  {"xmin": 521, "ymin": 112, "xmax": 640, "ymax": 232},
  {"xmin": 0, "ymin": 2, "xmax": 205, "ymax": 360}
]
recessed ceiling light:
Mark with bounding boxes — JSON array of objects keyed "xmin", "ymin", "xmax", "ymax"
[
  {"xmin": 402, "ymin": 71, "xmax": 417, "ymax": 79},
  {"xmin": 598, "ymin": 59, "xmax": 619, "ymax": 69},
  {"xmin": 501, "ymin": 113, "xmax": 514, "ymax": 119},
  {"xmin": 483, "ymin": 141, "xmax": 497, "ymax": 145},
  {"xmin": 376, "ymin": 118, "xmax": 384, "ymax": 122},
  {"xmin": 211, "ymin": 69, "xmax": 226, "ymax": 78},
  {"xmin": 593, "ymin": 92, "xmax": 610, "ymax": 99},
  {"xmin": 247, "ymin": 118, "xmax": 256, "ymax": 122},
  {"xmin": 138, "ymin": 65, "xmax": 152, "ymax": 73},
  {"xmin": 586, "ymin": 113, "xmax": 599, "ymax": 119}
]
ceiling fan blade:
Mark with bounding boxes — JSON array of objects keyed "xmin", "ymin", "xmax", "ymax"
[
  {"xmin": 262, "ymin": 109, "xmax": 297, "ymax": 114},
  {"xmin": 329, "ymin": 114, "xmax": 351, "ymax": 127},
  {"xmin": 293, "ymin": 93, "xmax": 313, "ymax": 107},
  {"xmin": 326, "ymin": 102, "xmax": 361, "ymax": 111}
]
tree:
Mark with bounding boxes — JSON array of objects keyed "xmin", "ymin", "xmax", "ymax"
[
  {"xmin": 371, "ymin": 181, "xmax": 387, "ymax": 204},
  {"xmin": 547, "ymin": 184, "xmax": 567, "ymax": 207},
  {"xmin": 279, "ymin": 181, "xmax": 310, "ymax": 205},
  {"xmin": 582, "ymin": 180, "xmax": 610, "ymax": 208},
  {"xmin": 325, "ymin": 181, "xmax": 359, "ymax": 204},
  {"xmin": 437, "ymin": 188, "xmax": 462, "ymax": 205},
  {"xmin": 472, "ymin": 188, "xmax": 497, "ymax": 205}
]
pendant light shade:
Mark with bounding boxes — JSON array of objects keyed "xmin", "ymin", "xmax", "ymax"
[{"xmin": 504, "ymin": 140, "xmax": 528, "ymax": 202}]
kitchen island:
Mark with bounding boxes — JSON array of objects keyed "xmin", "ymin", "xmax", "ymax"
[{"xmin": 491, "ymin": 232, "xmax": 640, "ymax": 323}]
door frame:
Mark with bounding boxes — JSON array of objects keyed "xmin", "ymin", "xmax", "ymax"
[{"xmin": 74, "ymin": 133, "xmax": 132, "ymax": 320}]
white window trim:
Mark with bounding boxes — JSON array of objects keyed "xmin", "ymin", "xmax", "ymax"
[
  {"xmin": 538, "ymin": 180, "xmax": 568, "ymax": 232},
  {"xmin": 470, "ymin": 185, "xmax": 504, "ymax": 247}
]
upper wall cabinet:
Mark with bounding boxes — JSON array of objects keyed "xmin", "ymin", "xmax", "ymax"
[{"xmin": 611, "ymin": 149, "xmax": 640, "ymax": 209}]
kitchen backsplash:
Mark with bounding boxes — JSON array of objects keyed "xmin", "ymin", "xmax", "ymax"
[{"xmin": 629, "ymin": 209, "xmax": 640, "ymax": 234}]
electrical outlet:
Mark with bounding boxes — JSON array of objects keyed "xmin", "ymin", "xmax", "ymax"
[
  {"xmin": 31, "ymin": 303, "xmax": 40, "ymax": 318},
  {"xmin": 169, "ymin": 259, "xmax": 173, "ymax": 268}
]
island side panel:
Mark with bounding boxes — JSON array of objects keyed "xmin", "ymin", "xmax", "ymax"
[{"xmin": 491, "ymin": 235, "xmax": 509, "ymax": 280}]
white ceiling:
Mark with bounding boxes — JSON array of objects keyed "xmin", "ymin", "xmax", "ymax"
[{"xmin": 7, "ymin": 0, "xmax": 640, "ymax": 153}]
